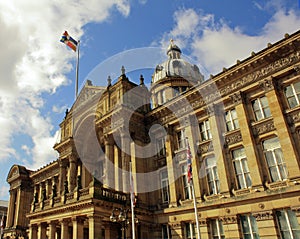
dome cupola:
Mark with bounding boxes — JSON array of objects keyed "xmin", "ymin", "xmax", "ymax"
[{"xmin": 150, "ymin": 40, "xmax": 204, "ymax": 108}]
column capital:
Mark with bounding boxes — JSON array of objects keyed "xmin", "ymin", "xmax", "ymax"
[
  {"xmin": 259, "ymin": 77, "xmax": 275, "ymax": 92},
  {"xmin": 229, "ymin": 91, "xmax": 244, "ymax": 106}
]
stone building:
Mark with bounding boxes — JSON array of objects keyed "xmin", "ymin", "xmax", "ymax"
[{"xmin": 4, "ymin": 29, "xmax": 300, "ymax": 239}]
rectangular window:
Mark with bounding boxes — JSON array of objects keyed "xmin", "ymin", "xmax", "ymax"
[
  {"xmin": 161, "ymin": 170, "xmax": 170, "ymax": 203},
  {"xmin": 181, "ymin": 164, "xmax": 192, "ymax": 200},
  {"xmin": 177, "ymin": 130, "xmax": 186, "ymax": 149},
  {"xmin": 162, "ymin": 224, "xmax": 172, "ymax": 239},
  {"xmin": 156, "ymin": 136, "xmax": 166, "ymax": 157},
  {"xmin": 225, "ymin": 109, "xmax": 239, "ymax": 131},
  {"xmin": 205, "ymin": 157, "xmax": 220, "ymax": 195},
  {"xmin": 284, "ymin": 82, "xmax": 300, "ymax": 108},
  {"xmin": 263, "ymin": 137, "xmax": 288, "ymax": 182},
  {"xmin": 199, "ymin": 120, "xmax": 212, "ymax": 141},
  {"xmin": 232, "ymin": 148, "xmax": 252, "ymax": 189},
  {"xmin": 252, "ymin": 96, "xmax": 271, "ymax": 121},
  {"xmin": 210, "ymin": 219, "xmax": 225, "ymax": 239},
  {"xmin": 240, "ymin": 214, "xmax": 260, "ymax": 239},
  {"xmin": 185, "ymin": 222, "xmax": 196, "ymax": 239},
  {"xmin": 276, "ymin": 209, "xmax": 300, "ymax": 239}
]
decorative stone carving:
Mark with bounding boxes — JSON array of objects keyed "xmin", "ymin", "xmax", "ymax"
[
  {"xmin": 252, "ymin": 120, "xmax": 275, "ymax": 136},
  {"xmin": 224, "ymin": 131, "xmax": 242, "ymax": 145},
  {"xmin": 219, "ymin": 215, "xmax": 237, "ymax": 224},
  {"xmin": 253, "ymin": 210, "xmax": 273, "ymax": 221},
  {"xmin": 229, "ymin": 91, "xmax": 243, "ymax": 105},
  {"xmin": 259, "ymin": 78, "xmax": 275, "ymax": 92},
  {"xmin": 198, "ymin": 141, "xmax": 213, "ymax": 155}
]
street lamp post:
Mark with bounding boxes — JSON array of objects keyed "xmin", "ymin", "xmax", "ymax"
[{"xmin": 110, "ymin": 208, "xmax": 139, "ymax": 239}]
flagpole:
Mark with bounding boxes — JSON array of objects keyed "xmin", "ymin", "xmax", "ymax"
[
  {"xmin": 190, "ymin": 180, "xmax": 201, "ymax": 239},
  {"xmin": 75, "ymin": 40, "xmax": 80, "ymax": 100},
  {"xmin": 130, "ymin": 161, "xmax": 136, "ymax": 239},
  {"xmin": 186, "ymin": 137, "xmax": 201, "ymax": 239}
]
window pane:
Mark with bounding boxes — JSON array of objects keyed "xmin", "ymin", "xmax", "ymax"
[
  {"xmin": 234, "ymin": 161, "xmax": 242, "ymax": 174},
  {"xmin": 276, "ymin": 211, "xmax": 289, "ymax": 230},
  {"xmin": 285, "ymin": 85, "xmax": 294, "ymax": 97},
  {"xmin": 287, "ymin": 210, "xmax": 300, "ymax": 229},
  {"xmin": 263, "ymin": 107, "xmax": 271, "ymax": 118},
  {"xmin": 288, "ymin": 97, "xmax": 298, "ymax": 108},
  {"xmin": 265, "ymin": 151, "xmax": 276, "ymax": 166},
  {"xmin": 274, "ymin": 148, "xmax": 284, "ymax": 163}
]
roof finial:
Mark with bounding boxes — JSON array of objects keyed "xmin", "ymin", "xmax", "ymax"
[
  {"xmin": 121, "ymin": 65, "xmax": 126, "ymax": 75},
  {"xmin": 170, "ymin": 39, "xmax": 174, "ymax": 46}
]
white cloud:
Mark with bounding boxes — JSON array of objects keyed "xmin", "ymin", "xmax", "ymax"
[
  {"xmin": 164, "ymin": 4, "xmax": 300, "ymax": 76},
  {"xmin": 0, "ymin": 0, "xmax": 130, "ymax": 169},
  {"xmin": 0, "ymin": 185, "xmax": 9, "ymax": 199}
]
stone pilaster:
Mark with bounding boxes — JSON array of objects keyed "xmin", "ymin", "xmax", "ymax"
[
  {"xmin": 184, "ymin": 115, "xmax": 202, "ymax": 199},
  {"xmin": 59, "ymin": 159, "xmax": 67, "ymax": 194},
  {"xmin": 72, "ymin": 217, "xmax": 84, "ymax": 239},
  {"xmin": 165, "ymin": 125, "xmax": 178, "ymax": 207},
  {"xmin": 264, "ymin": 80, "xmax": 300, "ymax": 179},
  {"xmin": 231, "ymin": 91, "xmax": 264, "ymax": 188},
  {"xmin": 69, "ymin": 156, "xmax": 78, "ymax": 192},
  {"xmin": 88, "ymin": 215, "xmax": 103, "ymax": 239},
  {"xmin": 37, "ymin": 223, "xmax": 47, "ymax": 239},
  {"xmin": 28, "ymin": 224, "xmax": 38, "ymax": 239},
  {"xmin": 208, "ymin": 104, "xmax": 230, "ymax": 194},
  {"xmin": 104, "ymin": 135, "xmax": 114, "ymax": 188},
  {"xmin": 60, "ymin": 219, "xmax": 70, "ymax": 239},
  {"xmin": 253, "ymin": 210, "xmax": 277, "ymax": 239},
  {"xmin": 6, "ymin": 189, "xmax": 16, "ymax": 227},
  {"xmin": 121, "ymin": 132, "xmax": 130, "ymax": 193},
  {"xmin": 48, "ymin": 221, "xmax": 57, "ymax": 239}
]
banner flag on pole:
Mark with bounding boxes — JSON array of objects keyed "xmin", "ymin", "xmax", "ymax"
[
  {"xmin": 60, "ymin": 31, "xmax": 78, "ymax": 52},
  {"xmin": 186, "ymin": 138, "xmax": 193, "ymax": 183}
]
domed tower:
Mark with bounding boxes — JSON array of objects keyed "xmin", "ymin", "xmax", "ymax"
[{"xmin": 150, "ymin": 40, "xmax": 204, "ymax": 108}]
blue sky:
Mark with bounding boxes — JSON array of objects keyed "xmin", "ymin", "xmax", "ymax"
[{"xmin": 0, "ymin": 0, "xmax": 299, "ymax": 200}]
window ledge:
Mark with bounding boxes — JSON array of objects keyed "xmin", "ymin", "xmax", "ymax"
[{"xmin": 265, "ymin": 179, "xmax": 289, "ymax": 190}]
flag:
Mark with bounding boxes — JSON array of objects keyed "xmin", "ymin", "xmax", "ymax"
[
  {"xmin": 186, "ymin": 139, "xmax": 192, "ymax": 183},
  {"xmin": 60, "ymin": 31, "xmax": 78, "ymax": 52}
]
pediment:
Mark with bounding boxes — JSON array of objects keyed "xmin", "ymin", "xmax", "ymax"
[{"xmin": 7, "ymin": 164, "xmax": 29, "ymax": 182}]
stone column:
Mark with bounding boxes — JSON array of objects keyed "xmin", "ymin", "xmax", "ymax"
[
  {"xmin": 6, "ymin": 189, "xmax": 16, "ymax": 227},
  {"xmin": 46, "ymin": 179, "xmax": 52, "ymax": 198},
  {"xmin": 69, "ymin": 156, "xmax": 78, "ymax": 192},
  {"xmin": 48, "ymin": 221, "xmax": 57, "ymax": 239},
  {"xmin": 28, "ymin": 224, "xmax": 38, "ymax": 239},
  {"xmin": 170, "ymin": 222, "xmax": 182, "ymax": 239},
  {"xmin": 121, "ymin": 132, "xmax": 130, "ymax": 193},
  {"xmin": 208, "ymin": 104, "xmax": 230, "ymax": 194},
  {"xmin": 114, "ymin": 145, "xmax": 121, "ymax": 191},
  {"xmin": 72, "ymin": 217, "xmax": 84, "ymax": 239},
  {"xmin": 37, "ymin": 223, "xmax": 47, "ymax": 239},
  {"xmin": 165, "ymin": 125, "xmax": 178, "ymax": 207},
  {"xmin": 104, "ymin": 136, "xmax": 114, "ymax": 188},
  {"xmin": 253, "ymin": 210, "xmax": 277, "ymax": 238},
  {"xmin": 230, "ymin": 92, "xmax": 264, "ymax": 188},
  {"xmin": 60, "ymin": 219, "xmax": 69, "ymax": 239},
  {"xmin": 184, "ymin": 115, "xmax": 202, "ymax": 199},
  {"xmin": 221, "ymin": 216, "xmax": 240, "ymax": 239},
  {"xmin": 262, "ymin": 79, "xmax": 300, "ymax": 178},
  {"xmin": 59, "ymin": 159, "xmax": 67, "ymax": 194},
  {"xmin": 14, "ymin": 188, "xmax": 21, "ymax": 226},
  {"xmin": 88, "ymin": 215, "xmax": 102, "ymax": 239}
]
